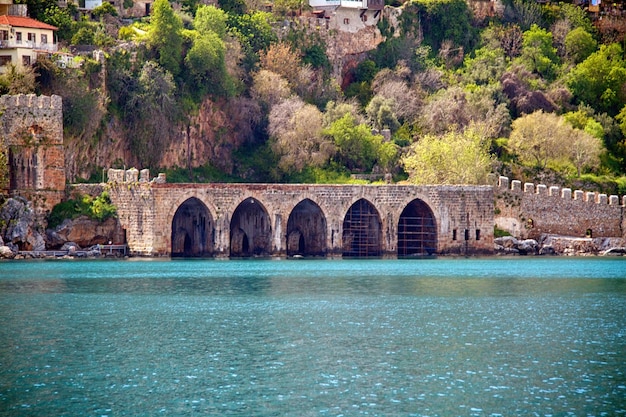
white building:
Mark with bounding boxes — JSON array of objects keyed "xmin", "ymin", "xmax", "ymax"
[
  {"xmin": 309, "ymin": 0, "xmax": 384, "ymax": 32},
  {"xmin": 0, "ymin": 12, "xmax": 57, "ymax": 73}
]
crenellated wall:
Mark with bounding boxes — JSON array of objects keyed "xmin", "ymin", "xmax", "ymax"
[
  {"xmin": 106, "ymin": 168, "xmax": 495, "ymax": 257},
  {"xmin": 0, "ymin": 94, "xmax": 65, "ymax": 218},
  {"xmin": 495, "ymin": 176, "xmax": 625, "ymax": 240}
]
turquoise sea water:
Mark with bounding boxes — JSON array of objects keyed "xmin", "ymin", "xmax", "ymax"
[{"xmin": 0, "ymin": 257, "xmax": 625, "ymax": 416}]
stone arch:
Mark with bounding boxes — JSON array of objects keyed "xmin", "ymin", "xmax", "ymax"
[
  {"xmin": 397, "ymin": 198, "xmax": 437, "ymax": 257},
  {"xmin": 342, "ymin": 198, "xmax": 382, "ymax": 257},
  {"xmin": 230, "ymin": 197, "xmax": 272, "ymax": 257},
  {"xmin": 286, "ymin": 198, "xmax": 327, "ymax": 257},
  {"xmin": 171, "ymin": 197, "xmax": 214, "ymax": 257}
]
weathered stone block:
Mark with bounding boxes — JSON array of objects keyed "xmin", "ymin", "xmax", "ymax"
[
  {"xmin": 536, "ymin": 184, "xmax": 547, "ymax": 195},
  {"xmin": 524, "ymin": 183, "xmax": 534, "ymax": 193},
  {"xmin": 140, "ymin": 169, "xmax": 150, "ymax": 182},
  {"xmin": 125, "ymin": 168, "xmax": 139, "ymax": 182},
  {"xmin": 561, "ymin": 188, "xmax": 572, "ymax": 199}
]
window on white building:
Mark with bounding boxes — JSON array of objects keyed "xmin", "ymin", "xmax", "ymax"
[
  {"xmin": 22, "ymin": 55, "xmax": 31, "ymax": 66},
  {"xmin": 28, "ymin": 33, "xmax": 36, "ymax": 43},
  {"xmin": 0, "ymin": 56, "xmax": 12, "ymax": 65},
  {"xmin": 41, "ymin": 34, "xmax": 48, "ymax": 44},
  {"xmin": 16, "ymin": 32, "xmax": 22, "ymax": 43}
]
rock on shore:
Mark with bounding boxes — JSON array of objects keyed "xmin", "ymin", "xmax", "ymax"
[
  {"xmin": 1, "ymin": 197, "xmax": 124, "ymax": 259},
  {"xmin": 495, "ymin": 235, "xmax": 626, "ymax": 256}
]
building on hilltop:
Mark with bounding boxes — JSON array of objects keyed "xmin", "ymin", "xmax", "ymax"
[
  {"xmin": 308, "ymin": 0, "xmax": 384, "ymax": 32},
  {"xmin": 0, "ymin": 0, "xmax": 58, "ymax": 73}
]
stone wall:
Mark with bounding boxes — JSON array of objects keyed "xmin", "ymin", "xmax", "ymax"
[
  {"xmin": 495, "ymin": 176, "xmax": 625, "ymax": 240},
  {"xmin": 107, "ymin": 169, "xmax": 494, "ymax": 257},
  {"xmin": 0, "ymin": 94, "xmax": 65, "ymax": 218}
]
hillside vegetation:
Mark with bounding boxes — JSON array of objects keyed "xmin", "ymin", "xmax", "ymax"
[{"xmin": 3, "ymin": 0, "xmax": 626, "ymax": 193}]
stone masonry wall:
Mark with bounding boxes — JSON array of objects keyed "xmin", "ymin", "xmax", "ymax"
[
  {"xmin": 0, "ymin": 94, "xmax": 65, "ymax": 218},
  {"xmin": 107, "ymin": 169, "xmax": 494, "ymax": 257},
  {"xmin": 495, "ymin": 176, "xmax": 625, "ymax": 240}
]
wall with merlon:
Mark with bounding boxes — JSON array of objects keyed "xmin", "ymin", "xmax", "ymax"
[
  {"xmin": 0, "ymin": 94, "xmax": 65, "ymax": 218},
  {"xmin": 495, "ymin": 176, "xmax": 624, "ymax": 239},
  {"xmin": 106, "ymin": 169, "xmax": 494, "ymax": 257}
]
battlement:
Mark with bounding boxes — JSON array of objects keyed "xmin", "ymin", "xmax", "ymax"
[
  {"xmin": 497, "ymin": 176, "xmax": 625, "ymax": 207},
  {"xmin": 0, "ymin": 94, "xmax": 63, "ymax": 110},
  {"xmin": 495, "ymin": 176, "xmax": 625, "ymax": 240},
  {"xmin": 107, "ymin": 168, "xmax": 166, "ymax": 184}
]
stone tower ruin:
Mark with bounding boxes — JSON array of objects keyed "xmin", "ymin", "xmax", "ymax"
[{"xmin": 0, "ymin": 94, "xmax": 65, "ymax": 217}]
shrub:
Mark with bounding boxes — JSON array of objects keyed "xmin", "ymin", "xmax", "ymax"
[{"xmin": 47, "ymin": 192, "xmax": 117, "ymax": 229}]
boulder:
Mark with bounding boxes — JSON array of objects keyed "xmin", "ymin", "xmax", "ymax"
[
  {"xmin": 517, "ymin": 239, "xmax": 538, "ymax": 255},
  {"xmin": 49, "ymin": 216, "xmax": 125, "ymax": 249},
  {"xmin": 61, "ymin": 242, "xmax": 82, "ymax": 252},
  {"xmin": 0, "ymin": 245, "xmax": 15, "ymax": 259},
  {"xmin": 601, "ymin": 247, "xmax": 626, "ymax": 256},
  {"xmin": 0, "ymin": 197, "xmax": 47, "ymax": 251},
  {"xmin": 494, "ymin": 236, "xmax": 518, "ymax": 248},
  {"xmin": 540, "ymin": 235, "xmax": 598, "ymax": 256}
]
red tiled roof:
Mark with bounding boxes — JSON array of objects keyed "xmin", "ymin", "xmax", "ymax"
[{"xmin": 0, "ymin": 15, "xmax": 58, "ymax": 31}]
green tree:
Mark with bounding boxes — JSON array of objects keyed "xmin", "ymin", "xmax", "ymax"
[
  {"xmin": 557, "ymin": 3, "xmax": 594, "ymax": 34},
  {"xmin": 401, "ymin": 129, "xmax": 493, "ymax": 185},
  {"xmin": 323, "ymin": 114, "xmax": 384, "ymax": 172},
  {"xmin": 567, "ymin": 43, "xmax": 626, "ymax": 116},
  {"xmin": 564, "ymin": 27, "xmax": 597, "ymax": 64},
  {"xmin": 184, "ymin": 31, "xmax": 228, "ymax": 96},
  {"xmin": 461, "ymin": 46, "xmax": 507, "ymax": 85},
  {"xmin": 148, "ymin": 0, "xmax": 184, "ymax": 76},
  {"xmin": 517, "ymin": 24, "xmax": 559, "ymax": 80},
  {"xmin": 412, "ymin": 0, "xmax": 476, "ymax": 53},
  {"xmin": 366, "ymin": 96, "xmax": 400, "ymax": 132},
  {"xmin": 194, "ymin": 5, "xmax": 228, "ymax": 38},
  {"xmin": 509, "ymin": 110, "xmax": 603, "ymax": 176},
  {"xmin": 92, "ymin": 2, "xmax": 118, "ymax": 17},
  {"xmin": 41, "ymin": 5, "xmax": 75, "ymax": 40},
  {"xmin": 71, "ymin": 26, "xmax": 95, "ymax": 45},
  {"xmin": 228, "ymin": 11, "xmax": 276, "ymax": 68}
]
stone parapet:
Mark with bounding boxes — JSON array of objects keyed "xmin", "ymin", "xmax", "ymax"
[
  {"xmin": 495, "ymin": 176, "xmax": 625, "ymax": 239},
  {"xmin": 496, "ymin": 176, "xmax": 624, "ymax": 207}
]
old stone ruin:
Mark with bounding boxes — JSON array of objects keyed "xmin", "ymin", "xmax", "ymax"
[
  {"xmin": 1, "ymin": 94, "xmax": 626, "ymax": 258},
  {"xmin": 494, "ymin": 176, "xmax": 626, "ymax": 256}
]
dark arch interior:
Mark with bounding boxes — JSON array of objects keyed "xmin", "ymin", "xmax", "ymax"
[
  {"xmin": 286, "ymin": 199, "xmax": 327, "ymax": 257},
  {"xmin": 171, "ymin": 197, "xmax": 214, "ymax": 257},
  {"xmin": 342, "ymin": 199, "xmax": 382, "ymax": 257},
  {"xmin": 397, "ymin": 199, "xmax": 437, "ymax": 257},
  {"xmin": 230, "ymin": 198, "xmax": 271, "ymax": 257}
]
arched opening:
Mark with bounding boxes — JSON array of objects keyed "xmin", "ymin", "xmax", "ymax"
[
  {"xmin": 171, "ymin": 197, "xmax": 214, "ymax": 257},
  {"xmin": 397, "ymin": 199, "xmax": 437, "ymax": 257},
  {"xmin": 286, "ymin": 199, "xmax": 327, "ymax": 257},
  {"xmin": 230, "ymin": 198, "xmax": 271, "ymax": 257},
  {"xmin": 342, "ymin": 199, "xmax": 382, "ymax": 257}
]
